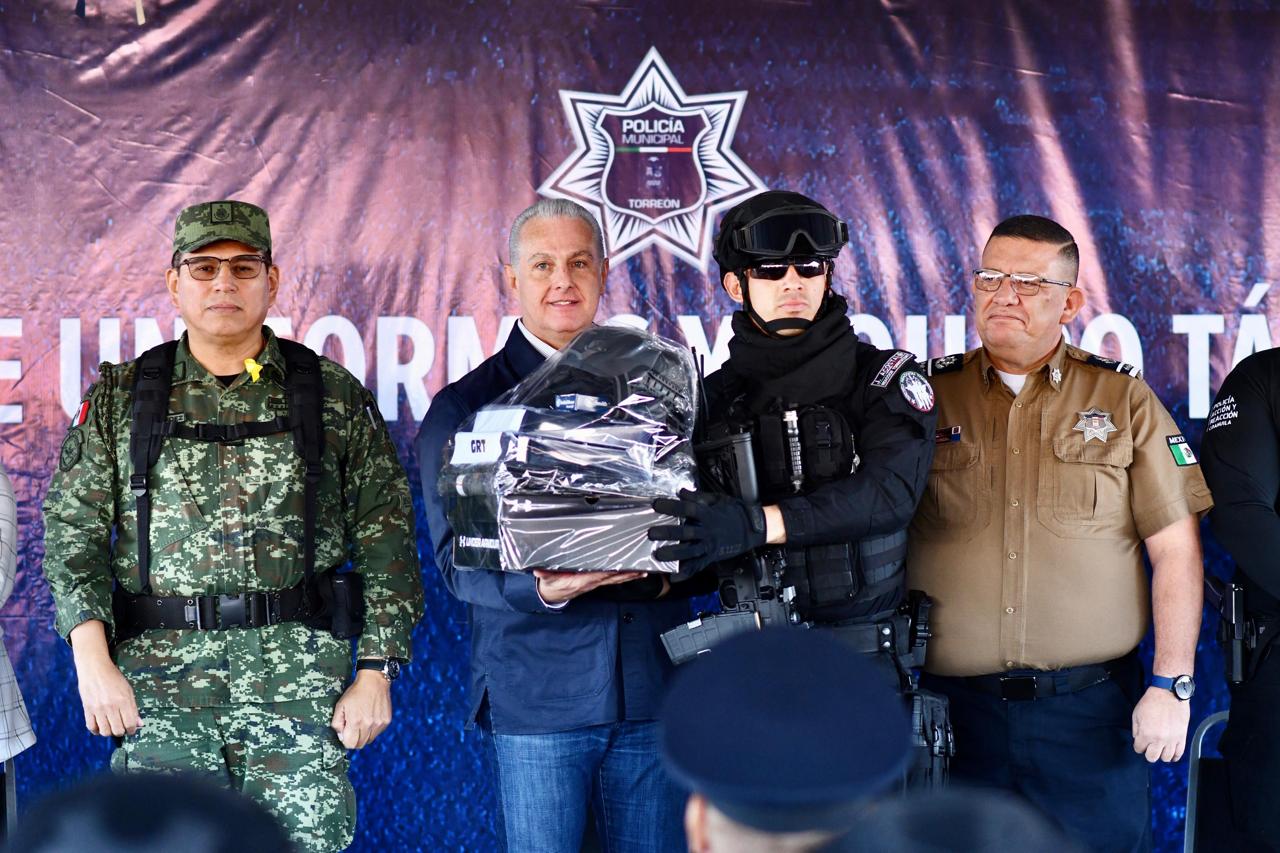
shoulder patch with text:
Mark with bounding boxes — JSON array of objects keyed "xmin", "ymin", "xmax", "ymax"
[
  {"xmin": 1206, "ymin": 395, "xmax": 1238, "ymax": 432},
  {"xmin": 871, "ymin": 351, "xmax": 913, "ymax": 388}
]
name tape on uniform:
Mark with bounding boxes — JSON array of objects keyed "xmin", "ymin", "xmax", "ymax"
[{"xmin": 871, "ymin": 351, "xmax": 912, "ymax": 388}]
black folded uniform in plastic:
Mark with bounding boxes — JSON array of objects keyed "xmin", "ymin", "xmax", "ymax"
[{"xmin": 440, "ymin": 324, "xmax": 698, "ymax": 573}]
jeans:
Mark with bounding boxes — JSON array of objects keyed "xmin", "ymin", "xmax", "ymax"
[
  {"xmin": 486, "ymin": 720, "xmax": 686, "ymax": 853},
  {"xmin": 922, "ymin": 661, "xmax": 1151, "ymax": 853}
]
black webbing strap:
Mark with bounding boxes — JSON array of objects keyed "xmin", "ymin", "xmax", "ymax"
[
  {"xmin": 128, "ymin": 338, "xmax": 325, "ymax": 596},
  {"xmin": 278, "ymin": 339, "xmax": 324, "ymax": 586},
  {"xmin": 129, "ymin": 341, "xmax": 179, "ymax": 595},
  {"xmin": 168, "ymin": 417, "xmax": 291, "ymax": 443}
]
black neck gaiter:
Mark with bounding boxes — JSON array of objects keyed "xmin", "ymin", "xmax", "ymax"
[{"xmin": 724, "ymin": 294, "xmax": 860, "ymax": 410}]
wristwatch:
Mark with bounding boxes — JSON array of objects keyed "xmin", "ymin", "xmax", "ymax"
[
  {"xmin": 1150, "ymin": 674, "xmax": 1195, "ymax": 700},
  {"xmin": 356, "ymin": 658, "xmax": 402, "ymax": 682}
]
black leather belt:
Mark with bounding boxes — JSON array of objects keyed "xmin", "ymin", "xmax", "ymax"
[
  {"xmin": 957, "ymin": 655, "xmax": 1130, "ymax": 701},
  {"xmin": 817, "ymin": 613, "xmax": 912, "ymax": 655},
  {"xmin": 114, "ymin": 582, "xmax": 311, "ymax": 632}
]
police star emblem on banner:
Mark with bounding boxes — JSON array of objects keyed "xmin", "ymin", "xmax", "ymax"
[
  {"xmin": 539, "ymin": 47, "xmax": 766, "ymax": 270},
  {"xmin": 1073, "ymin": 408, "xmax": 1118, "ymax": 443}
]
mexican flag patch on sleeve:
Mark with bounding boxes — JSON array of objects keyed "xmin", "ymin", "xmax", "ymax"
[{"xmin": 1166, "ymin": 435, "xmax": 1198, "ymax": 466}]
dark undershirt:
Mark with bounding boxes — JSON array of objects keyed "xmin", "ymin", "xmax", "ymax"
[{"xmin": 216, "ymin": 374, "xmax": 240, "ymax": 387}]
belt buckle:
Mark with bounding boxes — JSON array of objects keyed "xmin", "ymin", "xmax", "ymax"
[
  {"xmin": 999, "ymin": 674, "xmax": 1038, "ymax": 701},
  {"xmin": 217, "ymin": 594, "xmax": 246, "ymax": 629}
]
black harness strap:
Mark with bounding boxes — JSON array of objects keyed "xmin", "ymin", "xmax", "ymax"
[
  {"xmin": 129, "ymin": 341, "xmax": 179, "ymax": 595},
  {"xmin": 278, "ymin": 338, "xmax": 324, "ymax": 587},
  {"xmin": 128, "ymin": 339, "xmax": 325, "ymax": 596}
]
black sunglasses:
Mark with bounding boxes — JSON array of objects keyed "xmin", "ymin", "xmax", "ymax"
[{"xmin": 746, "ymin": 259, "xmax": 831, "ymax": 281}]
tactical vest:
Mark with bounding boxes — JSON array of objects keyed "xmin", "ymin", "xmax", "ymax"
[
  {"xmin": 730, "ymin": 401, "xmax": 907, "ymax": 622},
  {"xmin": 128, "ymin": 339, "xmax": 324, "ymax": 595}
]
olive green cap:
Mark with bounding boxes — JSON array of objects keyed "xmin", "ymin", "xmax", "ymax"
[{"xmin": 172, "ymin": 200, "xmax": 272, "ymax": 256}]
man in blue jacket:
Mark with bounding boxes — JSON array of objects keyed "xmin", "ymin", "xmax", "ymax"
[{"xmin": 415, "ymin": 198, "xmax": 689, "ymax": 853}]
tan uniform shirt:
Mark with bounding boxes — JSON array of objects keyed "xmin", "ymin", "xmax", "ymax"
[{"xmin": 907, "ymin": 341, "xmax": 1212, "ymax": 677}]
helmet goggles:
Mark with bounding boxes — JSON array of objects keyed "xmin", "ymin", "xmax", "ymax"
[{"xmin": 729, "ymin": 207, "xmax": 849, "ymax": 260}]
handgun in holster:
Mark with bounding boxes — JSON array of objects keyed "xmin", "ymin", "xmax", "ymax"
[{"xmin": 1206, "ymin": 575, "xmax": 1251, "ymax": 684}]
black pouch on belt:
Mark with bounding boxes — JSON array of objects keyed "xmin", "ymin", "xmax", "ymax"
[{"xmin": 304, "ymin": 572, "xmax": 366, "ymax": 640}]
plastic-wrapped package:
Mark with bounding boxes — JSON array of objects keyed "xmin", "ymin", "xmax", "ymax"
[{"xmin": 440, "ymin": 324, "xmax": 698, "ymax": 573}]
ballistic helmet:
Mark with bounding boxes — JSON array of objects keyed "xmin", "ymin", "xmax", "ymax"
[{"xmin": 712, "ymin": 191, "xmax": 848, "ymax": 337}]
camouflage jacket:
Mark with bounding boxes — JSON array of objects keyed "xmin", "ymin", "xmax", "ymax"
[{"xmin": 42, "ymin": 329, "xmax": 424, "ymax": 708}]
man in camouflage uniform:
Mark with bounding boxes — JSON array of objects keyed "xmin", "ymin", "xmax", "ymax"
[{"xmin": 42, "ymin": 200, "xmax": 424, "ymax": 852}]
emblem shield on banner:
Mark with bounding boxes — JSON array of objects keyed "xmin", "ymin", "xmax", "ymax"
[{"xmin": 598, "ymin": 105, "xmax": 710, "ymax": 223}]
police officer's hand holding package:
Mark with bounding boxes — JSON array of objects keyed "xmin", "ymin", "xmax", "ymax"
[
  {"xmin": 41, "ymin": 201, "xmax": 424, "ymax": 853},
  {"xmin": 650, "ymin": 490, "xmax": 767, "ymax": 573}
]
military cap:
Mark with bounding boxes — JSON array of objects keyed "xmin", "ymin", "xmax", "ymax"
[
  {"xmin": 173, "ymin": 199, "xmax": 271, "ymax": 256},
  {"xmin": 660, "ymin": 629, "xmax": 911, "ymax": 834}
]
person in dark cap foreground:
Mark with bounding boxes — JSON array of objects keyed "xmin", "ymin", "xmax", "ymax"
[
  {"xmin": 6, "ymin": 771, "xmax": 293, "ymax": 852},
  {"xmin": 830, "ymin": 787, "xmax": 1083, "ymax": 853},
  {"xmin": 660, "ymin": 629, "xmax": 911, "ymax": 852}
]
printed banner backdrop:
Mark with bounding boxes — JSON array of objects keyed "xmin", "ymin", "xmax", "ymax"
[{"xmin": 2, "ymin": 1, "xmax": 1278, "ymax": 849}]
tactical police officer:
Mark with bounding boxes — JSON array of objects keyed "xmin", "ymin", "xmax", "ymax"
[
  {"xmin": 1200, "ymin": 352, "xmax": 1280, "ymax": 849},
  {"xmin": 648, "ymin": 191, "xmax": 941, "ymax": 762},
  {"xmin": 41, "ymin": 200, "xmax": 424, "ymax": 853}
]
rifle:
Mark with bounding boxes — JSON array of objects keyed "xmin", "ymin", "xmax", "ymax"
[{"xmin": 660, "ymin": 431, "xmax": 803, "ymax": 665}]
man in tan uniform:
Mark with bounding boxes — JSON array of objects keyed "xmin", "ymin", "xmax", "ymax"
[{"xmin": 907, "ymin": 215, "xmax": 1210, "ymax": 853}]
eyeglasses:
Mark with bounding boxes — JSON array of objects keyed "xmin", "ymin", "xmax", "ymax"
[
  {"xmin": 747, "ymin": 259, "xmax": 831, "ymax": 281},
  {"xmin": 177, "ymin": 255, "xmax": 267, "ymax": 281},
  {"xmin": 972, "ymin": 268, "xmax": 1073, "ymax": 297}
]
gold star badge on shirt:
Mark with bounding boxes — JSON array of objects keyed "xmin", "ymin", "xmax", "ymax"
[{"xmin": 1073, "ymin": 408, "xmax": 1117, "ymax": 443}]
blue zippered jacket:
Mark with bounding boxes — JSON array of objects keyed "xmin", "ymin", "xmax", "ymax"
[{"xmin": 414, "ymin": 327, "xmax": 690, "ymax": 734}]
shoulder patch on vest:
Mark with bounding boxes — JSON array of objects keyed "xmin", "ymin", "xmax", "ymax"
[
  {"xmin": 871, "ymin": 351, "xmax": 913, "ymax": 388},
  {"xmin": 1085, "ymin": 354, "xmax": 1143, "ymax": 379},
  {"xmin": 898, "ymin": 370, "xmax": 936, "ymax": 412}
]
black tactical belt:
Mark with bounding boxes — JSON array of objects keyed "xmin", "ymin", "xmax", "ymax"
[
  {"xmin": 817, "ymin": 613, "xmax": 912, "ymax": 655},
  {"xmin": 114, "ymin": 582, "xmax": 311, "ymax": 632},
  {"xmin": 955, "ymin": 655, "xmax": 1129, "ymax": 701}
]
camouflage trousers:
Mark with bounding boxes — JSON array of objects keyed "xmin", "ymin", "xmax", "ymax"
[{"xmin": 110, "ymin": 696, "xmax": 356, "ymax": 852}]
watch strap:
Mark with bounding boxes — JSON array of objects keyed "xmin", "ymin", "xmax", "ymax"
[{"xmin": 356, "ymin": 658, "xmax": 401, "ymax": 681}]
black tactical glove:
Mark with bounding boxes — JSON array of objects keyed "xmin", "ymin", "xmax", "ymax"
[{"xmin": 648, "ymin": 489, "xmax": 768, "ymax": 574}]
